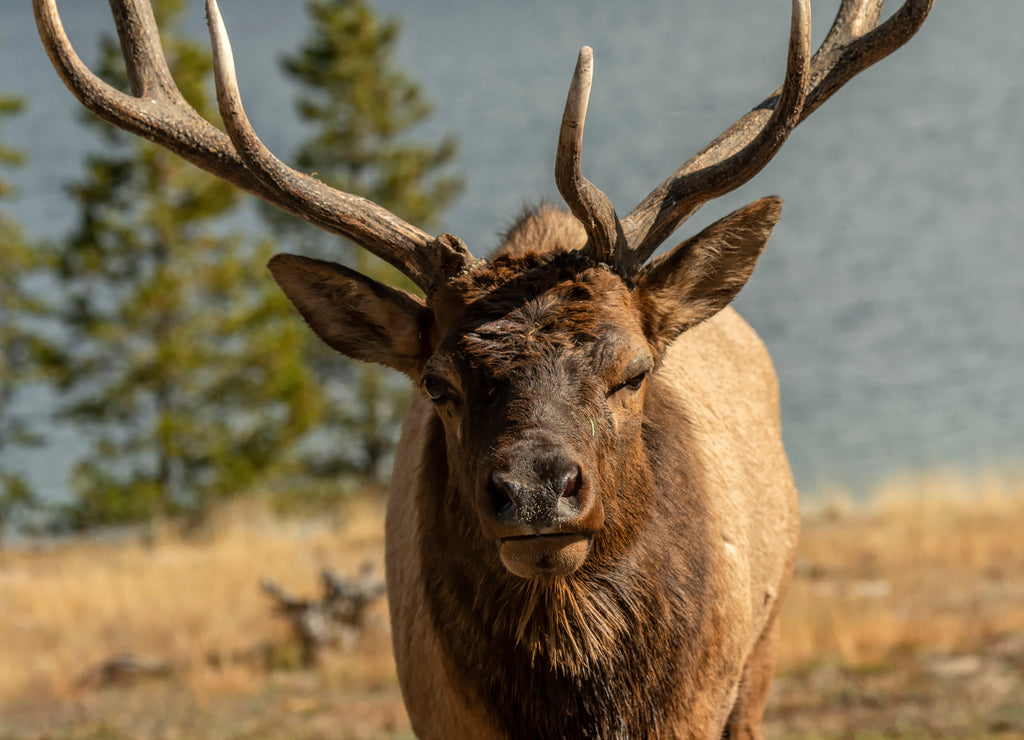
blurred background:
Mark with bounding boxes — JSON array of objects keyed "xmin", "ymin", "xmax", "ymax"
[
  {"xmin": 0, "ymin": 0, "xmax": 1021, "ymax": 736},
  {"xmin": 2, "ymin": 0, "xmax": 1020, "ymax": 519}
]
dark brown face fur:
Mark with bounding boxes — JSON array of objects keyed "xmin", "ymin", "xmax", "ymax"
[{"xmin": 422, "ymin": 250, "xmax": 656, "ymax": 579}]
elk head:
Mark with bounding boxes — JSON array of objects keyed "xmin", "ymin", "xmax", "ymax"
[
  {"xmin": 268, "ymin": 194, "xmax": 783, "ymax": 579},
  {"xmin": 35, "ymin": 0, "xmax": 933, "ymax": 579}
]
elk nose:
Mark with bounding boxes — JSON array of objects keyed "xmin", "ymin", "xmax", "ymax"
[{"xmin": 486, "ymin": 456, "xmax": 584, "ymax": 528}]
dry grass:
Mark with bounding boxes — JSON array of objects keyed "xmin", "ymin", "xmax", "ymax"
[
  {"xmin": 769, "ymin": 468, "xmax": 1024, "ymax": 738},
  {"xmin": 1, "ymin": 468, "xmax": 1022, "ymax": 738},
  {"xmin": 0, "ymin": 494, "xmax": 398, "ymax": 735},
  {"xmin": 781, "ymin": 467, "xmax": 1024, "ymax": 670}
]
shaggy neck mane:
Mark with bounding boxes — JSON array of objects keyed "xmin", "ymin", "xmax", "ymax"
[
  {"xmin": 504, "ymin": 565, "xmax": 652, "ymax": 673},
  {"xmin": 417, "ymin": 380, "xmax": 725, "ymax": 738}
]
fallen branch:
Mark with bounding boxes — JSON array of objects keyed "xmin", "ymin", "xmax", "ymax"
[{"xmin": 261, "ymin": 564, "xmax": 384, "ymax": 666}]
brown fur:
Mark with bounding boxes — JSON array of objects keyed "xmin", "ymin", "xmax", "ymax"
[
  {"xmin": 271, "ymin": 202, "xmax": 799, "ymax": 739},
  {"xmin": 497, "ymin": 203, "xmax": 589, "ymax": 259}
]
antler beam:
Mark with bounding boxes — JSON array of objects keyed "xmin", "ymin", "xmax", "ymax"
[
  {"xmin": 552, "ymin": 0, "xmax": 934, "ymax": 275},
  {"xmin": 615, "ymin": 0, "xmax": 813, "ymax": 273},
  {"xmin": 33, "ymin": 0, "xmax": 477, "ymax": 294}
]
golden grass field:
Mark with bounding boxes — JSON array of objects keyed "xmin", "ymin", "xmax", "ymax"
[{"xmin": 1, "ymin": 468, "xmax": 1022, "ymax": 739}]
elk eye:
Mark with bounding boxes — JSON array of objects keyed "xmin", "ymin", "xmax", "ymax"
[
  {"xmin": 422, "ymin": 375, "xmax": 452, "ymax": 402},
  {"xmin": 624, "ymin": 371, "xmax": 647, "ymax": 389},
  {"xmin": 613, "ymin": 371, "xmax": 648, "ymax": 394}
]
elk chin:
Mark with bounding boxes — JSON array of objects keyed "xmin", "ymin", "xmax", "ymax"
[{"xmin": 498, "ymin": 533, "xmax": 591, "ymax": 579}]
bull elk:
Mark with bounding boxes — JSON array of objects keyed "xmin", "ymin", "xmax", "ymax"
[{"xmin": 35, "ymin": 0, "xmax": 933, "ymax": 736}]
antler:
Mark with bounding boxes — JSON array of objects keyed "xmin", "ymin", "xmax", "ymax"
[
  {"xmin": 33, "ymin": 0, "xmax": 477, "ymax": 295},
  {"xmin": 555, "ymin": 46, "xmax": 624, "ymax": 265},
  {"xmin": 557, "ymin": 0, "xmax": 934, "ymax": 275}
]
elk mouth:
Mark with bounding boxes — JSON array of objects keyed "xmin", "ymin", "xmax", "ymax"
[{"xmin": 498, "ymin": 532, "xmax": 592, "ymax": 579}]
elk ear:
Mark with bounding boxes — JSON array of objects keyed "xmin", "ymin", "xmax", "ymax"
[
  {"xmin": 634, "ymin": 196, "xmax": 782, "ymax": 354},
  {"xmin": 268, "ymin": 254, "xmax": 430, "ymax": 378}
]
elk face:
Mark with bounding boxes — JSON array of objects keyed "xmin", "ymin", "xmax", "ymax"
[
  {"xmin": 268, "ymin": 196, "xmax": 783, "ymax": 580},
  {"xmin": 422, "ymin": 254, "xmax": 654, "ymax": 579}
]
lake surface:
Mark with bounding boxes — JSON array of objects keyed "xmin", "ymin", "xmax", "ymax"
[{"xmin": 1, "ymin": 0, "xmax": 1022, "ymax": 498}]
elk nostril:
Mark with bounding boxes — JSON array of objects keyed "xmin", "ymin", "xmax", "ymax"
[
  {"xmin": 559, "ymin": 467, "xmax": 583, "ymax": 500},
  {"xmin": 488, "ymin": 472, "xmax": 515, "ymax": 521}
]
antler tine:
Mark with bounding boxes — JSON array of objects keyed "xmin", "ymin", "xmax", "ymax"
[
  {"xmin": 555, "ymin": 47, "xmax": 624, "ymax": 266},
  {"xmin": 205, "ymin": 0, "xmax": 476, "ymax": 293},
  {"xmin": 815, "ymin": 0, "xmax": 885, "ymax": 64},
  {"xmin": 107, "ymin": 0, "xmax": 181, "ymax": 101},
  {"xmin": 618, "ymin": 0, "xmax": 812, "ymax": 274},
  {"xmin": 618, "ymin": 0, "xmax": 933, "ymax": 274},
  {"xmin": 802, "ymin": 0, "xmax": 934, "ymax": 119}
]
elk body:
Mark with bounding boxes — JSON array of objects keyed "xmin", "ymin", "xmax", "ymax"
[{"xmin": 35, "ymin": 0, "xmax": 933, "ymax": 737}]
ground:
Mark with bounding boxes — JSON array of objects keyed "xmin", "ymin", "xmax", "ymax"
[{"xmin": 1, "ymin": 469, "xmax": 1022, "ymax": 739}]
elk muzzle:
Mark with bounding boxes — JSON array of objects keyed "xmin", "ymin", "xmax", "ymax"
[{"xmin": 480, "ymin": 445, "xmax": 603, "ymax": 578}]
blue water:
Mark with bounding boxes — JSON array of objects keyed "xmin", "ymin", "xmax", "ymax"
[{"xmin": 1, "ymin": 0, "xmax": 1022, "ymax": 498}]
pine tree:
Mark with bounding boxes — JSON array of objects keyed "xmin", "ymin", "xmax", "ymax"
[
  {"xmin": 270, "ymin": 0, "xmax": 463, "ymax": 481},
  {"xmin": 43, "ymin": 1, "xmax": 323, "ymax": 527},
  {"xmin": 0, "ymin": 46, "xmax": 47, "ymax": 533}
]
